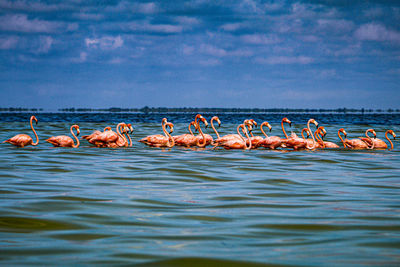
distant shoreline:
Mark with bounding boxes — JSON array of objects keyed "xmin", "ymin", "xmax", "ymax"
[{"xmin": 0, "ymin": 107, "xmax": 399, "ymax": 114}]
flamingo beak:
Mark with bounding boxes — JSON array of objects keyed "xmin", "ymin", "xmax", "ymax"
[{"xmin": 77, "ymin": 129, "xmax": 80, "ymax": 136}]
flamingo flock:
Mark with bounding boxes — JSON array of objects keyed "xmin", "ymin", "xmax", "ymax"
[{"xmin": 1, "ymin": 115, "xmax": 396, "ymax": 151}]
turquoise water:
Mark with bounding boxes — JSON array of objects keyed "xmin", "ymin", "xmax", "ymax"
[{"xmin": 0, "ymin": 113, "xmax": 399, "ymax": 266}]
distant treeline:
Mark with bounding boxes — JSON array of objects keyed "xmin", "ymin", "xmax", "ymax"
[
  {"xmin": 1, "ymin": 107, "xmax": 399, "ymax": 113},
  {"xmin": 58, "ymin": 107, "xmax": 399, "ymax": 113},
  {"xmin": 0, "ymin": 107, "xmax": 43, "ymax": 112}
]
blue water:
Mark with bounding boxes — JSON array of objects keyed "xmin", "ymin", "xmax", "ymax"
[{"xmin": 0, "ymin": 113, "xmax": 399, "ymax": 266}]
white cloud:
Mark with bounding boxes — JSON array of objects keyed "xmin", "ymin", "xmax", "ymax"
[
  {"xmin": 71, "ymin": 52, "xmax": 87, "ymax": 63},
  {"xmin": 127, "ymin": 22, "xmax": 183, "ymax": 34},
  {"xmin": 317, "ymin": 19, "xmax": 355, "ymax": 33},
  {"xmin": 241, "ymin": 34, "xmax": 281, "ymax": 45},
  {"xmin": 0, "ymin": 36, "xmax": 18, "ymax": 49},
  {"xmin": 85, "ymin": 36, "xmax": 123, "ymax": 50},
  {"xmin": 355, "ymin": 23, "xmax": 400, "ymax": 43},
  {"xmin": 256, "ymin": 56, "xmax": 314, "ymax": 65},
  {"xmin": 0, "ymin": 0, "xmax": 69, "ymax": 12},
  {"xmin": 182, "ymin": 44, "xmax": 195, "ymax": 55},
  {"xmin": 0, "ymin": 14, "xmax": 77, "ymax": 33},
  {"xmin": 199, "ymin": 58, "xmax": 221, "ymax": 66},
  {"xmin": 73, "ymin": 12, "xmax": 104, "ymax": 20},
  {"xmin": 174, "ymin": 16, "xmax": 200, "ymax": 26},
  {"xmin": 36, "ymin": 36, "xmax": 53, "ymax": 54},
  {"xmin": 200, "ymin": 44, "xmax": 227, "ymax": 57},
  {"xmin": 133, "ymin": 2, "xmax": 158, "ymax": 14},
  {"xmin": 220, "ymin": 23, "xmax": 243, "ymax": 32}
]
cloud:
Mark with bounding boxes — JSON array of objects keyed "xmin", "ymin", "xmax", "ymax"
[
  {"xmin": 0, "ymin": 0, "xmax": 69, "ymax": 12},
  {"xmin": 127, "ymin": 22, "xmax": 183, "ymax": 34},
  {"xmin": 0, "ymin": 14, "xmax": 77, "ymax": 33},
  {"xmin": 220, "ymin": 23, "xmax": 243, "ymax": 32},
  {"xmin": 199, "ymin": 58, "xmax": 221, "ymax": 66},
  {"xmin": 317, "ymin": 19, "xmax": 355, "ymax": 33},
  {"xmin": 241, "ymin": 34, "xmax": 281, "ymax": 45},
  {"xmin": 36, "ymin": 36, "xmax": 53, "ymax": 54},
  {"xmin": 0, "ymin": 36, "xmax": 18, "ymax": 49},
  {"xmin": 256, "ymin": 56, "xmax": 314, "ymax": 65},
  {"xmin": 132, "ymin": 2, "xmax": 158, "ymax": 14},
  {"xmin": 107, "ymin": 1, "xmax": 159, "ymax": 14},
  {"xmin": 182, "ymin": 44, "xmax": 195, "ymax": 55},
  {"xmin": 355, "ymin": 23, "xmax": 400, "ymax": 43},
  {"xmin": 71, "ymin": 52, "xmax": 87, "ymax": 63},
  {"xmin": 72, "ymin": 12, "xmax": 104, "ymax": 20},
  {"xmin": 174, "ymin": 16, "xmax": 201, "ymax": 26},
  {"xmin": 85, "ymin": 36, "xmax": 123, "ymax": 50},
  {"xmin": 200, "ymin": 44, "xmax": 227, "ymax": 57}
]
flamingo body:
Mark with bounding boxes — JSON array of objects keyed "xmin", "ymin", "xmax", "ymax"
[{"xmin": 3, "ymin": 134, "xmax": 34, "ymax": 148}]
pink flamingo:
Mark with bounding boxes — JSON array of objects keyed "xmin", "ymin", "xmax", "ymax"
[
  {"xmin": 106, "ymin": 124, "xmax": 130, "ymax": 148},
  {"xmin": 245, "ymin": 120, "xmax": 264, "ymax": 148},
  {"xmin": 139, "ymin": 118, "xmax": 174, "ymax": 147},
  {"xmin": 82, "ymin": 126, "xmax": 112, "ymax": 141},
  {"xmin": 375, "ymin": 130, "xmax": 396, "ymax": 150},
  {"xmin": 2, "ymin": 116, "xmax": 39, "ymax": 147},
  {"xmin": 193, "ymin": 114, "xmax": 211, "ymax": 147},
  {"xmin": 338, "ymin": 128, "xmax": 374, "ymax": 149},
  {"xmin": 87, "ymin": 123, "xmax": 126, "ymax": 147},
  {"xmin": 214, "ymin": 120, "xmax": 253, "ymax": 146},
  {"xmin": 257, "ymin": 121, "xmax": 284, "ymax": 149},
  {"xmin": 359, "ymin": 129, "xmax": 396, "ymax": 150},
  {"xmin": 284, "ymin": 118, "xmax": 318, "ymax": 150},
  {"xmin": 174, "ymin": 115, "xmax": 208, "ymax": 147},
  {"xmin": 46, "ymin": 125, "xmax": 80, "ymax": 148},
  {"xmin": 219, "ymin": 123, "xmax": 252, "ymax": 150},
  {"xmin": 314, "ymin": 126, "xmax": 339, "ymax": 148}
]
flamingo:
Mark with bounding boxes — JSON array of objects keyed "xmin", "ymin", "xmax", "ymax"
[
  {"xmin": 194, "ymin": 114, "xmax": 211, "ymax": 147},
  {"xmin": 173, "ymin": 121, "xmax": 197, "ymax": 147},
  {"xmin": 46, "ymin": 125, "xmax": 80, "ymax": 148},
  {"xmin": 257, "ymin": 121, "xmax": 283, "ymax": 149},
  {"xmin": 2, "ymin": 116, "xmax": 39, "ymax": 147},
  {"xmin": 106, "ymin": 123, "xmax": 130, "ymax": 148},
  {"xmin": 359, "ymin": 129, "xmax": 396, "ymax": 150},
  {"xmin": 338, "ymin": 128, "xmax": 374, "ymax": 149},
  {"xmin": 214, "ymin": 119, "xmax": 253, "ymax": 147},
  {"xmin": 315, "ymin": 126, "xmax": 339, "ymax": 148},
  {"xmin": 87, "ymin": 123, "xmax": 126, "ymax": 147},
  {"xmin": 284, "ymin": 118, "xmax": 318, "ymax": 150},
  {"xmin": 209, "ymin": 116, "xmax": 221, "ymax": 144},
  {"xmin": 245, "ymin": 120, "xmax": 264, "ymax": 148},
  {"xmin": 219, "ymin": 123, "xmax": 252, "ymax": 150},
  {"xmin": 139, "ymin": 118, "xmax": 174, "ymax": 148},
  {"xmin": 123, "ymin": 123, "xmax": 134, "ymax": 147},
  {"xmin": 82, "ymin": 126, "xmax": 112, "ymax": 141}
]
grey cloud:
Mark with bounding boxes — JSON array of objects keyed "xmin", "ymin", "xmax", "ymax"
[
  {"xmin": 256, "ymin": 56, "xmax": 314, "ymax": 64},
  {"xmin": 0, "ymin": 36, "xmax": 18, "ymax": 49},
  {"xmin": 85, "ymin": 36, "xmax": 124, "ymax": 50},
  {"xmin": 355, "ymin": 23, "xmax": 400, "ymax": 43},
  {"xmin": 241, "ymin": 34, "xmax": 281, "ymax": 45},
  {"xmin": 0, "ymin": 14, "xmax": 77, "ymax": 33}
]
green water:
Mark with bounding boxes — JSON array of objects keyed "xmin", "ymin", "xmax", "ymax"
[{"xmin": 0, "ymin": 117, "xmax": 399, "ymax": 266}]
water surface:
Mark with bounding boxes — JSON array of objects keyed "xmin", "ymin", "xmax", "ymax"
[{"xmin": 0, "ymin": 113, "xmax": 399, "ymax": 266}]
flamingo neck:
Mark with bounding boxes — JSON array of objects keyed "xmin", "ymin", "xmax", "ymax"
[
  {"xmin": 125, "ymin": 132, "xmax": 132, "ymax": 147},
  {"xmin": 196, "ymin": 121, "xmax": 206, "ymax": 147},
  {"xmin": 315, "ymin": 129, "xmax": 325, "ymax": 148},
  {"xmin": 281, "ymin": 120, "xmax": 288, "ymax": 139},
  {"xmin": 30, "ymin": 117, "xmax": 39, "ymax": 146},
  {"xmin": 365, "ymin": 130, "xmax": 375, "ymax": 149},
  {"xmin": 338, "ymin": 130, "xmax": 346, "ymax": 148},
  {"xmin": 211, "ymin": 118, "xmax": 220, "ymax": 139},
  {"xmin": 385, "ymin": 130, "xmax": 394, "ymax": 150},
  {"xmin": 301, "ymin": 128, "xmax": 308, "ymax": 140},
  {"xmin": 162, "ymin": 122, "xmax": 174, "ymax": 147},
  {"xmin": 260, "ymin": 122, "xmax": 269, "ymax": 138},
  {"xmin": 237, "ymin": 124, "xmax": 251, "ymax": 150},
  {"xmin": 116, "ymin": 123, "xmax": 127, "ymax": 147},
  {"xmin": 71, "ymin": 126, "xmax": 80, "ymax": 148},
  {"xmin": 188, "ymin": 122, "xmax": 195, "ymax": 135},
  {"xmin": 306, "ymin": 120, "xmax": 316, "ymax": 149}
]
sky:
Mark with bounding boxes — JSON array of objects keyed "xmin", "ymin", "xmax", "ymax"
[{"xmin": 0, "ymin": 0, "xmax": 399, "ymax": 109}]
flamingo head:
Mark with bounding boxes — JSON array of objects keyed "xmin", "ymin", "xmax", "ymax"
[
  {"xmin": 282, "ymin": 117, "xmax": 291, "ymax": 127},
  {"xmin": 104, "ymin": 126, "xmax": 112, "ymax": 131},
  {"xmin": 264, "ymin": 122, "xmax": 272, "ymax": 132},
  {"xmin": 127, "ymin": 123, "xmax": 133, "ymax": 133},
  {"xmin": 368, "ymin": 129, "xmax": 377, "ymax": 139},
  {"xmin": 388, "ymin": 130, "xmax": 396, "ymax": 139},
  {"xmin": 339, "ymin": 128, "xmax": 347, "ymax": 137},
  {"xmin": 309, "ymin": 118, "xmax": 318, "ymax": 127},
  {"xmin": 161, "ymin": 118, "xmax": 168, "ymax": 124},
  {"xmin": 74, "ymin": 125, "xmax": 80, "ymax": 136},
  {"xmin": 213, "ymin": 116, "xmax": 221, "ymax": 127},
  {"xmin": 250, "ymin": 119, "xmax": 257, "ymax": 128},
  {"xmin": 31, "ymin": 116, "xmax": 38, "ymax": 124},
  {"xmin": 166, "ymin": 122, "xmax": 174, "ymax": 133}
]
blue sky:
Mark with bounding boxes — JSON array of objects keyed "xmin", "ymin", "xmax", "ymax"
[{"xmin": 0, "ymin": 0, "xmax": 399, "ymax": 109}]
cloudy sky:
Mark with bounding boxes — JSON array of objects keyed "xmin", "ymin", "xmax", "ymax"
[{"xmin": 0, "ymin": 0, "xmax": 399, "ymax": 109}]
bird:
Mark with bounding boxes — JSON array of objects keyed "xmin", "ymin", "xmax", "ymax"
[
  {"xmin": 46, "ymin": 125, "xmax": 80, "ymax": 148},
  {"xmin": 214, "ymin": 119, "xmax": 254, "ymax": 147},
  {"xmin": 338, "ymin": 128, "xmax": 374, "ymax": 149},
  {"xmin": 139, "ymin": 118, "xmax": 175, "ymax": 147},
  {"xmin": 173, "ymin": 121, "xmax": 197, "ymax": 147},
  {"xmin": 193, "ymin": 114, "xmax": 211, "ymax": 147},
  {"xmin": 86, "ymin": 123, "xmax": 127, "ymax": 147},
  {"xmin": 358, "ymin": 129, "xmax": 396, "ymax": 150},
  {"xmin": 106, "ymin": 123, "xmax": 130, "ymax": 148},
  {"xmin": 82, "ymin": 126, "xmax": 112, "ymax": 141},
  {"xmin": 209, "ymin": 116, "xmax": 221, "ymax": 144},
  {"xmin": 123, "ymin": 123, "xmax": 134, "ymax": 147},
  {"xmin": 256, "ymin": 121, "xmax": 284, "ymax": 149},
  {"xmin": 218, "ymin": 123, "xmax": 252, "ymax": 150},
  {"xmin": 2, "ymin": 116, "xmax": 39, "ymax": 147},
  {"xmin": 245, "ymin": 120, "xmax": 264, "ymax": 148},
  {"xmin": 284, "ymin": 118, "xmax": 318, "ymax": 150},
  {"xmin": 314, "ymin": 126, "xmax": 339, "ymax": 148}
]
